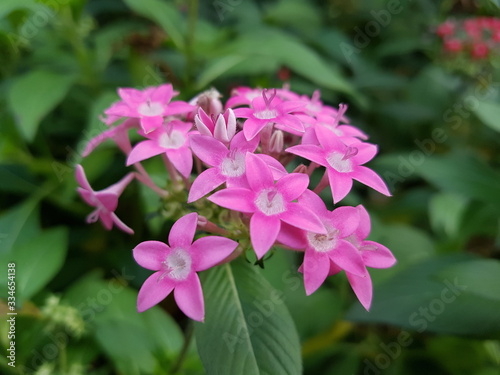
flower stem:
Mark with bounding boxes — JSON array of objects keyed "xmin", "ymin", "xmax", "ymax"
[{"xmin": 170, "ymin": 322, "xmax": 194, "ymax": 374}]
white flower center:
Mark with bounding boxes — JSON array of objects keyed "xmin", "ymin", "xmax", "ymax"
[
  {"xmin": 220, "ymin": 151, "xmax": 246, "ymax": 177},
  {"xmin": 326, "ymin": 152, "xmax": 353, "ymax": 173},
  {"xmin": 138, "ymin": 101, "xmax": 164, "ymax": 117},
  {"xmin": 158, "ymin": 131, "xmax": 185, "ymax": 149},
  {"xmin": 162, "ymin": 249, "xmax": 192, "ymax": 281},
  {"xmin": 307, "ymin": 225, "xmax": 339, "ymax": 253},
  {"xmin": 255, "ymin": 188, "xmax": 286, "ymax": 216},
  {"xmin": 254, "ymin": 109, "xmax": 278, "ymax": 120}
]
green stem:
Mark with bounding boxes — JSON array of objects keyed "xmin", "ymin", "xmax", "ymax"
[{"xmin": 170, "ymin": 322, "xmax": 194, "ymax": 374}]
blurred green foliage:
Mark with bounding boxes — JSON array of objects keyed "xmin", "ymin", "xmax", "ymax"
[{"xmin": 1, "ymin": 0, "xmax": 500, "ymax": 374}]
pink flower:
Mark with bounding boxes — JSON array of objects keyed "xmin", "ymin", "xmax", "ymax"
[
  {"xmin": 471, "ymin": 42, "xmax": 489, "ymax": 59},
  {"xmin": 188, "ymin": 132, "xmax": 258, "ymax": 202},
  {"xmin": 133, "ymin": 213, "xmax": 238, "ymax": 320},
  {"xmin": 126, "ymin": 120, "xmax": 194, "ymax": 178},
  {"xmin": 105, "ymin": 84, "xmax": 194, "ymax": 134},
  {"xmin": 234, "ymin": 89, "xmax": 305, "ymax": 140},
  {"xmin": 226, "ymin": 87, "xmax": 263, "ymax": 108},
  {"xmin": 75, "ymin": 165, "xmax": 135, "ymax": 234},
  {"xmin": 443, "ymin": 39, "xmax": 463, "ymax": 53},
  {"xmin": 189, "ymin": 88, "xmax": 223, "ymax": 117},
  {"xmin": 277, "ymin": 190, "xmax": 366, "ymax": 295},
  {"xmin": 208, "ymin": 153, "xmax": 325, "ymax": 258},
  {"xmin": 194, "ymin": 107, "xmax": 237, "ymax": 144},
  {"xmin": 286, "ymin": 126, "xmax": 390, "ymax": 203},
  {"xmin": 328, "ymin": 205, "xmax": 396, "ymax": 310},
  {"xmin": 436, "ymin": 21, "xmax": 455, "ymax": 38}
]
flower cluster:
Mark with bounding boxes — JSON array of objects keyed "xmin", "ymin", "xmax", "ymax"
[
  {"xmin": 77, "ymin": 83, "xmax": 395, "ymax": 321},
  {"xmin": 436, "ymin": 17, "xmax": 500, "ymax": 60}
]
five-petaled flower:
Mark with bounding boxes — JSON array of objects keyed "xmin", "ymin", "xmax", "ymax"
[
  {"xmin": 132, "ymin": 213, "xmax": 238, "ymax": 321},
  {"xmin": 209, "ymin": 153, "xmax": 326, "ymax": 259},
  {"xmin": 76, "ymin": 164, "xmax": 135, "ymax": 234}
]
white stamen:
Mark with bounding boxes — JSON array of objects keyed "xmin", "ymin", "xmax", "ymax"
[
  {"xmin": 254, "ymin": 109, "xmax": 278, "ymax": 120},
  {"xmin": 220, "ymin": 151, "xmax": 246, "ymax": 177},
  {"xmin": 326, "ymin": 152, "xmax": 353, "ymax": 173},
  {"xmin": 158, "ymin": 131, "xmax": 185, "ymax": 149},
  {"xmin": 307, "ymin": 225, "xmax": 339, "ymax": 253},
  {"xmin": 255, "ymin": 188, "xmax": 286, "ymax": 216},
  {"xmin": 138, "ymin": 101, "xmax": 164, "ymax": 117},
  {"xmin": 161, "ymin": 249, "xmax": 192, "ymax": 281}
]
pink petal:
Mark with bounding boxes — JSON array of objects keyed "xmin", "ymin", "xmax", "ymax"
[
  {"xmin": 243, "ymin": 117, "xmax": 268, "ymax": 140},
  {"xmin": 191, "ymin": 236, "xmax": 238, "ymax": 271},
  {"xmin": 187, "ymin": 168, "xmax": 225, "ymax": 203},
  {"xmin": 95, "ymin": 192, "xmax": 119, "ymax": 212},
  {"xmin": 140, "ymin": 116, "xmax": 163, "ymax": 134},
  {"xmin": 327, "ymin": 170, "xmax": 353, "ymax": 204},
  {"xmin": 150, "ymin": 83, "xmax": 173, "ymax": 102},
  {"xmin": 277, "ymin": 114, "xmax": 304, "ymax": 133},
  {"xmin": 329, "ymin": 206, "xmax": 360, "ymax": 238},
  {"xmin": 302, "ymin": 250, "xmax": 330, "ymax": 295},
  {"xmin": 126, "ymin": 140, "xmax": 165, "ymax": 166},
  {"xmin": 245, "ymin": 153, "xmax": 274, "ymax": 191},
  {"xmin": 166, "ymin": 147, "xmax": 193, "ymax": 178},
  {"xmin": 329, "ymin": 240, "xmax": 366, "ymax": 277},
  {"xmin": 250, "ymin": 213, "xmax": 281, "ymax": 259},
  {"xmin": 297, "ymin": 189, "xmax": 327, "ymax": 215},
  {"xmin": 362, "ymin": 241, "xmax": 396, "ymax": 269},
  {"xmin": 233, "ymin": 107, "xmax": 254, "ymax": 119},
  {"xmin": 277, "ymin": 222, "xmax": 307, "ymax": 250},
  {"xmin": 133, "ymin": 240, "xmax": 169, "ymax": 270},
  {"xmin": 208, "ymin": 188, "xmax": 255, "ymax": 213},
  {"xmin": 118, "ymin": 88, "xmax": 143, "ymax": 103},
  {"xmin": 315, "ymin": 125, "xmax": 344, "ymax": 151},
  {"xmin": 285, "ymin": 144, "xmax": 326, "ymax": 166},
  {"xmin": 280, "ymin": 101, "xmax": 305, "ymax": 113},
  {"xmin": 111, "ymin": 212, "xmax": 134, "ymax": 235},
  {"xmin": 230, "ymin": 131, "xmax": 259, "ymax": 153},
  {"xmin": 137, "ymin": 272, "xmax": 175, "ymax": 312},
  {"xmin": 169, "ymin": 212, "xmax": 198, "ymax": 248},
  {"xmin": 102, "ymin": 173, "xmax": 135, "ymax": 197},
  {"xmin": 353, "ymin": 143, "xmax": 378, "ymax": 165},
  {"xmin": 355, "ymin": 205, "xmax": 371, "ymax": 239},
  {"xmin": 99, "ymin": 211, "xmax": 113, "ymax": 230},
  {"xmin": 255, "ymin": 154, "xmax": 288, "ymax": 180},
  {"xmin": 164, "ymin": 101, "xmax": 196, "ymax": 116},
  {"xmin": 189, "ymin": 134, "xmax": 228, "ymax": 166},
  {"xmin": 75, "ymin": 165, "xmax": 92, "ymax": 191},
  {"xmin": 346, "ymin": 272, "xmax": 373, "ymax": 311},
  {"xmin": 174, "ymin": 273, "xmax": 205, "ymax": 321},
  {"xmin": 352, "ymin": 166, "xmax": 391, "ymax": 196},
  {"xmin": 281, "ymin": 203, "xmax": 326, "ymax": 234},
  {"xmin": 275, "ymin": 173, "xmax": 309, "ymax": 201}
]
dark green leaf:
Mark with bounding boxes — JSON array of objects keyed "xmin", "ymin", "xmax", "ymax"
[{"xmin": 195, "ymin": 258, "xmax": 302, "ymax": 375}]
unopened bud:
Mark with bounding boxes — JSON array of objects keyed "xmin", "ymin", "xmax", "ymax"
[
  {"xmin": 292, "ymin": 164, "xmax": 308, "ymax": 174},
  {"xmin": 269, "ymin": 130, "xmax": 284, "ymax": 153}
]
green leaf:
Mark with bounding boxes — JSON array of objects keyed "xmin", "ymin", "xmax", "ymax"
[
  {"xmin": 429, "ymin": 192, "xmax": 468, "ymax": 238},
  {"xmin": 415, "ymin": 153, "xmax": 500, "ymax": 208},
  {"xmin": 7, "ymin": 70, "xmax": 76, "ymax": 141},
  {"xmin": 198, "ymin": 28, "xmax": 359, "ymax": 100},
  {"xmin": 195, "ymin": 258, "xmax": 302, "ymax": 375},
  {"xmin": 0, "ymin": 0, "xmax": 39, "ymax": 18},
  {"xmin": 122, "ymin": 0, "xmax": 185, "ymax": 50},
  {"xmin": 474, "ymin": 100, "xmax": 500, "ymax": 132},
  {"xmin": 438, "ymin": 259, "xmax": 500, "ymax": 302},
  {"xmin": 0, "ymin": 198, "xmax": 40, "ymax": 255},
  {"xmin": 0, "ymin": 227, "xmax": 67, "ymax": 304},
  {"xmin": 347, "ymin": 254, "xmax": 500, "ymax": 338}
]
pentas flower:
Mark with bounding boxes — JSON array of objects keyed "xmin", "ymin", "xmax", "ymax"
[
  {"xmin": 234, "ymin": 89, "xmax": 305, "ymax": 140},
  {"xmin": 75, "ymin": 165, "xmax": 135, "ymax": 234},
  {"xmin": 226, "ymin": 87, "xmax": 262, "ymax": 108},
  {"xmin": 105, "ymin": 84, "xmax": 194, "ymax": 134},
  {"xmin": 287, "ymin": 126, "xmax": 390, "ymax": 203},
  {"xmin": 208, "ymin": 153, "xmax": 325, "ymax": 259},
  {"xmin": 133, "ymin": 213, "xmax": 238, "ymax": 321},
  {"xmin": 327, "ymin": 205, "xmax": 396, "ymax": 310},
  {"xmin": 277, "ymin": 190, "xmax": 366, "ymax": 295},
  {"xmin": 189, "ymin": 88, "xmax": 223, "ymax": 117},
  {"xmin": 126, "ymin": 120, "xmax": 195, "ymax": 178},
  {"xmin": 194, "ymin": 107, "xmax": 236, "ymax": 144}
]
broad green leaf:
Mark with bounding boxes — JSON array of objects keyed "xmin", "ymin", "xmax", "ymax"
[
  {"xmin": 474, "ymin": 100, "xmax": 500, "ymax": 132},
  {"xmin": 198, "ymin": 28, "xmax": 359, "ymax": 100},
  {"xmin": 429, "ymin": 192, "xmax": 468, "ymax": 238},
  {"xmin": 347, "ymin": 254, "xmax": 500, "ymax": 338},
  {"xmin": 195, "ymin": 258, "xmax": 302, "ymax": 375},
  {"xmin": 0, "ymin": 164, "xmax": 38, "ymax": 194},
  {"xmin": 0, "ymin": 0, "xmax": 39, "ymax": 18},
  {"xmin": 0, "ymin": 198, "xmax": 40, "ymax": 255},
  {"xmin": 0, "ymin": 227, "xmax": 67, "ymax": 304},
  {"xmin": 263, "ymin": 0, "xmax": 322, "ymax": 36},
  {"xmin": 438, "ymin": 259, "xmax": 500, "ymax": 302},
  {"xmin": 122, "ymin": 0, "xmax": 185, "ymax": 49},
  {"xmin": 415, "ymin": 153, "xmax": 500, "ymax": 208},
  {"xmin": 7, "ymin": 70, "xmax": 76, "ymax": 141}
]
